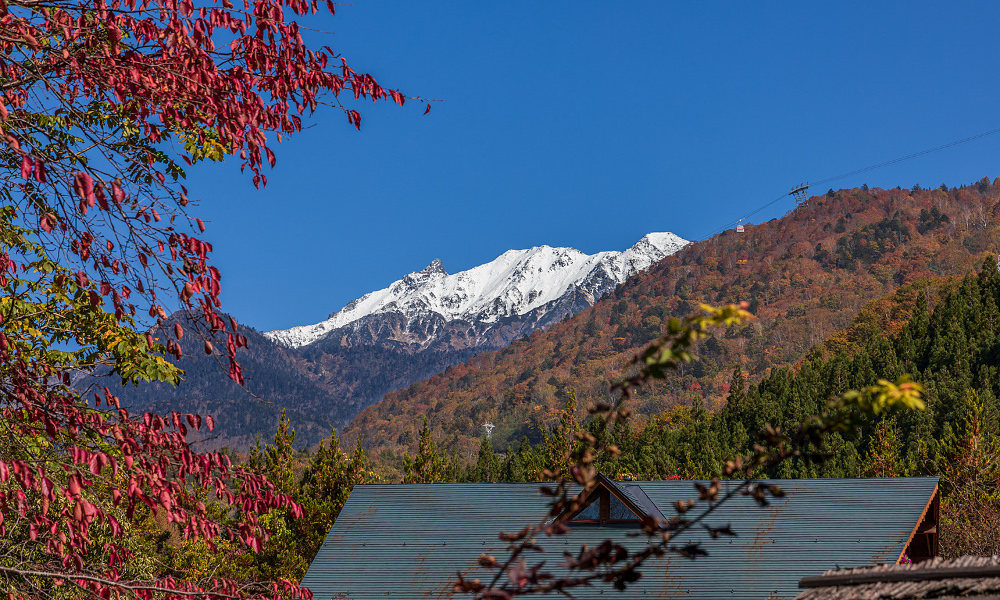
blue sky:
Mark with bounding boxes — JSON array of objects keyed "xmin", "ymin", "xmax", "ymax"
[{"xmin": 186, "ymin": 1, "xmax": 1000, "ymax": 331}]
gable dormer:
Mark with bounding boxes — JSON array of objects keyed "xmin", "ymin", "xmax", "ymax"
[{"xmin": 562, "ymin": 474, "xmax": 664, "ymax": 525}]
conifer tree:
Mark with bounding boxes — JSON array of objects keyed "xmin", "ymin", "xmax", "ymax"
[
  {"xmin": 231, "ymin": 418, "xmax": 371, "ymax": 581},
  {"xmin": 541, "ymin": 391, "xmax": 580, "ymax": 479},
  {"xmin": 297, "ymin": 434, "xmax": 370, "ymax": 560},
  {"xmin": 247, "ymin": 410, "xmax": 297, "ymax": 493},
  {"xmin": 403, "ymin": 417, "xmax": 449, "ymax": 483},
  {"xmin": 861, "ymin": 420, "xmax": 907, "ymax": 477},
  {"xmin": 472, "ymin": 436, "xmax": 502, "ymax": 482},
  {"xmin": 498, "ymin": 437, "xmax": 543, "ymax": 482}
]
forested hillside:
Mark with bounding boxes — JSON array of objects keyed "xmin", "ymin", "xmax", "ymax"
[
  {"xmin": 92, "ymin": 312, "xmax": 339, "ymax": 449},
  {"xmin": 456, "ymin": 259, "xmax": 1000, "ymax": 556},
  {"xmin": 344, "ymin": 179, "xmax": 1000, "ymax": 459},
  {"xmin": 252, "ymin": 260, "xmax": 1000, "ymax": 567},
  {"xmin": 96, "ymin": 311, "xmax": 483, "ymax": 449}
]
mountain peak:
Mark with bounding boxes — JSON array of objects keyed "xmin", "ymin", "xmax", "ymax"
[
  {"xmin": 424, "ymin": 258, "xmax": 447, "ymax": 275},
  {"xmin": 264, "ymin": 231, "xmax": 688, "ymax": 348},
  {"xmin": 631, "ymin": 232, "xmax": 689, "ymax": 254}
]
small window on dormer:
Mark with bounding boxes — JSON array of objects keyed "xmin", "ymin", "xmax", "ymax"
[
  {"xmin": 572, "ymin": 497, "xmax": 601, "ymax": 522},
  {"xmin": 567, "ymin": 486, "xmax": 643, "ymax": 524},
  {"xmin": 609, "ymin": 494, "xmax": 634, "ymax": 521}
]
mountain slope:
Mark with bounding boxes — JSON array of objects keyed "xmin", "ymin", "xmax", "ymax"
[
  {"xmin": 90, "ymin": 312, "xmax": 339, "ymax": 451},
  {"xmin": 103, "ymin": 232, "xmax": 686, "ymax": 449},
  {"xmin": 342, "ymin": 180, "xmax": 1000, "ymax": 459}
]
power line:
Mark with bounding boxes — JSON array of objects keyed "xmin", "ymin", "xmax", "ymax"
[{"xmin": 698, "ymin": 126, "xmax": 1000, "ymax": 240}]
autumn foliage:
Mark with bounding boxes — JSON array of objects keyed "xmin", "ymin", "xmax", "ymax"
[
  {"xmin": 345, "ymin": 180, "xmax": 1000, "ymax": 460},
  {"xmin": 0, "ymin": 0, "xmax": 412, "ymax": 595}
]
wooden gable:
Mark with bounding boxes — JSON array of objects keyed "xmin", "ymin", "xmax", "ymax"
[{"xmin": 563, "ymin": 474, "xmax": 664, "ymax": 525}]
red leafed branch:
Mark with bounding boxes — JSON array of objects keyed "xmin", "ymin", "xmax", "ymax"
[{"xmin": 0, "ymin": 0, "xmax": 413, "ymax": 596}]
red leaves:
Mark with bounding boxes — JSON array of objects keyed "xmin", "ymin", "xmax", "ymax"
[
  {"xmin": 73, "ymin": 172, "xmax": 95, "ymax": 210},
  {"xmin": 347, "ymin": 109, "xmax": 361, "ymax": 130},
  {"xmin": 67, "ymin": 474, "xmax": 82, "ymax": 497},
  {"xmin": 424, "ymin": 103, "xmax": 431, "ymax": 115},
  {"xmin": 16, "ymin": 155, "xmax": 46, "ymax": 183},
  {"xmin": 39, "ymin": 213, "xmax": 57, "ymax": 233},
  {"xmin": 0, "ymin": 0, "xmax": 414, "ymax": 590},
  {"xmin": 228, "ymin": 354, "xmax": 245, "ymax": 385},
  {"xmin": 95, "ymin": 185, "xmax": 110, "ymax": 211},
  {"xmin": 174, "ymin": 323, "xmax": 184, "ymax": 340},
  {"xmin": 88, "ymin": 452, "xmax": 108, "ymax": 476},
  {"xmin": 111, "ymin": 181, "xmax": 126, "ymax": 204}
]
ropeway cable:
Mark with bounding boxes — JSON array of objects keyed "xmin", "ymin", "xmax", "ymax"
[
  {"xmin": 698, "ymin": 125, "xmax": 1000, "ymax": 240},
  {"xmin": 810, "ymin": 126, "xmax": 1000, "ymax": 187}
]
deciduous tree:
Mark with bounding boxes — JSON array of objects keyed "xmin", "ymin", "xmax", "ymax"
[{"xmin": 0, "ymin": 0, "xmax": 413, "ymax": 595}]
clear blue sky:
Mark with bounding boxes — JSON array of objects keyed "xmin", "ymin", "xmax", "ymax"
[{"xmin": 185, "ymin": 1, "xmax": 1000, "ymax": 331}]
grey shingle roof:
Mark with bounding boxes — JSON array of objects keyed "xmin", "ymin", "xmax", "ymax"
[
  {"xmin": 301, "ymin": 477, "xmax": 938, "ymax": 600},
  {"xmin": 795, "ymin": 555, "xmax": 1000, "ymax": 599}
]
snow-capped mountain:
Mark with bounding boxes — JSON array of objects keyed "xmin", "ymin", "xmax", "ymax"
[
  {"xmin": 265, "ymin": 232, "xmax": 688, "ymax": 350},
  {"xmin": 108, "ymin": 232, "xmax": 687, "ymax": 451}
]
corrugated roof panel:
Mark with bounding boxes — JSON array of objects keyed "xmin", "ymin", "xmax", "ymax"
[{"xmin": 301, "ymin": 477, "xmax": 938, "ymax": 600}]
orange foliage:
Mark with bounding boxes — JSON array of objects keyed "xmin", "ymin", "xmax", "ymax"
[{"xmin": 342, "ymin": 181, "xmax": 1000, "ymax": 459}]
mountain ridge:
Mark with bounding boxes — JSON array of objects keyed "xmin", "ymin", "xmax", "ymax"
[{"xmin": 265, "ymin": 232, "xmax": 688, "ymax": 349}]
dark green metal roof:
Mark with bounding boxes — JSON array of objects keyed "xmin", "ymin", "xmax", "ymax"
[{"xmin": 301, "ymin": 477, "xmax": 938, "ymax": 600}]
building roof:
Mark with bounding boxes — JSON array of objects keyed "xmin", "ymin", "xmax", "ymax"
[
  {"xmin": 795, "ymin": 555, "xmax": 1000, "ymax": 599},
  {"xmin": 301, "ymin": 477, "xmax": 939, "ymax": 600}
]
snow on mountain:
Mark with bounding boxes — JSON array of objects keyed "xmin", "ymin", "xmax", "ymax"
[{"xmin": 264, "ymin": 232, "xmax": 688, "ymax": 349}]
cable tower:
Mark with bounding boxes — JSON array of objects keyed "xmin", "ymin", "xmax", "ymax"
[
  {"xmin": 483, "ymin": 422, "xmax": 495, "ymax": 440},
  {"xmin": 789, "ymin": 183, "xmax": 810, "ymax": 203}
]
